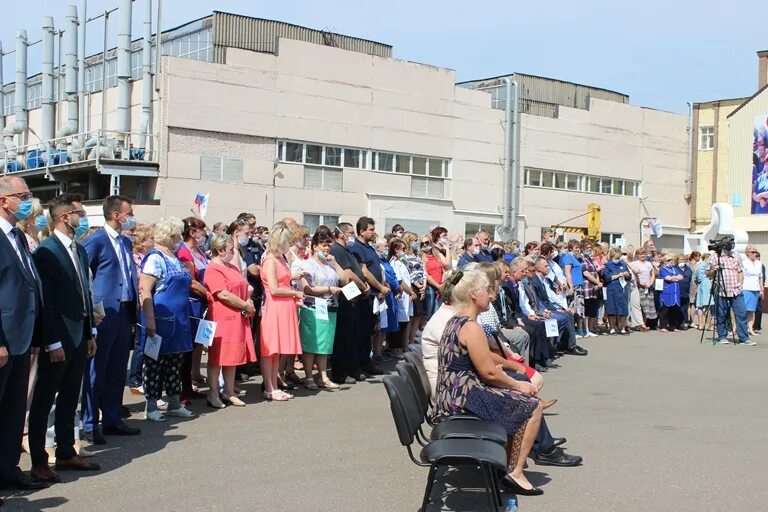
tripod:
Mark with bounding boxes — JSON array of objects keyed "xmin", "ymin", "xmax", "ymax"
[{"xmin": 699, "ymin": 255, "xmax": 733, "ymax": 345}]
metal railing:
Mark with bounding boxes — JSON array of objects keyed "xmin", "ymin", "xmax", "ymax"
[{"xmin": 1, "ymin": 129, "xmax": 159, "ymax": 177}]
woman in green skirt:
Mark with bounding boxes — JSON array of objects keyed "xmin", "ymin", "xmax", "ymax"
[{"xmin": 298, "ymin": 231, "xmax": 349, "ymax": 390}]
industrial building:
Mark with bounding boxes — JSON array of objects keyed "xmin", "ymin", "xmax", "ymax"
[
  {"xmin": 689, "ymin": 51, "xmax": 768, "ymax": 255},
  {"xmin": 1, "ymin": 4, "xmax": 690, "ymax": 247}
]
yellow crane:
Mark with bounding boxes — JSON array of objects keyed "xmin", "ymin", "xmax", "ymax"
[{"xmin": 550, "ymin": 203, "xmax": 601, "ymax": 241}]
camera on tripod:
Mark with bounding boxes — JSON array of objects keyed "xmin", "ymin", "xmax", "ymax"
[{"xmin": 707, "ymin": 235, "xmax": 735, "ymax": 254}]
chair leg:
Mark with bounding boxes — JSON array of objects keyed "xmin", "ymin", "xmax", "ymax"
[
  {"xmin": 486, "ymin": 464, "xmax": 503, "ymax": 509},
  {"xmin": 479, "ymin": 463, "xmax": 500, "ymax": 512},
  {"xmin": 420, "ymin": 465, "xmax": 437, "ymax": 512}
]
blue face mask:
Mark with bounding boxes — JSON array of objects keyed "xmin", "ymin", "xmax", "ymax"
[
  {"xmin": 121, "ymin": 216, "xmax": 136, "ymax": 230},
  {"xmin": 13, "ymin": 199, "xmax": 34, "ymax": 221},
  {"xmin": 74, "ymin": 216, "xmax": 89, "ymax": 238},
  {"xmin": 35, "ymin": 214, "xmax": 48, "ymax": 231},
  {"xmin": 238, "ymin": 237, "xmax": 248, "ymax": 247},
  {"xmin": 410, "ymin": 242, "xmax": 418, "ymax": 252}
]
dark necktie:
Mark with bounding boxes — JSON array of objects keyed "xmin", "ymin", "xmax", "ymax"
[{"xmin": 11, "ymin": 228, "xmax": 34, "ymax": 277}]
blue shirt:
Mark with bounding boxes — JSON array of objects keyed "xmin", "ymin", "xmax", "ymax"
[
  {"xmin": 659, "ymin": 266, "xmax": 681, "ymax": 307},
  {"xmin": 350, "ymin": 239, "xmax": 383, "ymax": 282},
  {"xmin": 560, "ymin": 252, "xmax": 584, "ymax": 286},
  {"xmin": 475, "ymin": 249, "xmax": 494, "ymax": 263},
  {"xmin": 457, "ymin": 252, "xmax": 476, "ymax": 270}
]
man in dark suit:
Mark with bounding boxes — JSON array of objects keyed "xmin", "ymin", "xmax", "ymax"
[
  {"xmin": 531, "ymin": 258, "xmax": 587, "ymax": 356},
  {"xmin": 81, "ymin": 195, "xmax": 140, "ymax": 443},
  {"xmin": 29, "ymin": 193, "xmax": 101, "ymax": 483},
  {"xmin": 0, "ymin": 176, "xmax": 48, "ymax": 494}
]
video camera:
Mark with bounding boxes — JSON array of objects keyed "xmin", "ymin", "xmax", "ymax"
[{"xmin": 707, "ymin": 235, "xmax": 734, "ymax": 254}]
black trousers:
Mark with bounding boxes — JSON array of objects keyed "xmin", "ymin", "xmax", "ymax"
[
  {"xmin": 754, "ymin": 297, "xmax": 763, "ymax": 331},
  {"xmin": 29, "ymin": 339, "xmax": 87, "ymax": 467},
  {"xmin": 658, "ymin": 305, "xmax": 683, "ymax": 330},
  {"xmin": 331, "ymin": 297, "xmax": 359, "ymax": 380},
  {"xmin": 355, "ymin": 296, "xmax": 375, "ymax": 369},
  {"xmin": 0, "ymin": 349, "xmax": 31, "ymax": 481},
  {"xmin": 680, "ymin": 296, "xmax": 691, "ymax": 325}
]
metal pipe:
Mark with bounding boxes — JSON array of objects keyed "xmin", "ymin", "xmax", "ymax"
[
  {"xmin": 100, "ymin": 10, "xmax": 109, "ymax": 133},
  {"xmin": 686, "ymin": 101, "xmax": 693, "ymax": 197},
  {"xmin": 78, "ymin": 0, "xmax": 87, "ymax": 139},
  {"xmin": 510, "ymin": 79, "xmax": 521, "ymax": 240},
  {"xmin": 155, "ymin": 0, "xmax": 162, "ymax": 93},
  {"xmin": 42, "ymin": 16, "xmax": 56, "ymax": 142},
  {"xmin": 500, "ymin": 78, "xmax": 513, "ymax": 240},
  {"xmin": 138, "ymin": 0, "xmax": 152, "ymax": 151},
  {"xmin": 0, "ymin": 41, "xmax": 5, "ymax": 134},
  {"xmin": 57, "ymin": 5, "xmax": 79, "ymax": 139},
  {"xmin": 116, "ymin": 0, "xmax": 132, "ymax": 142},
  {"xmin": 14, "ymin": 30, "xmax": 29, "ymax": 132}
]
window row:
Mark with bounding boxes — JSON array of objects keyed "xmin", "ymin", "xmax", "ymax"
[
  {"xmin": 524, "ymin": 168, "xmax": 640, "ymax": 197},
  {"xmin": 276, "ymin": 140, "xmax": 450, "ymax": 178}
]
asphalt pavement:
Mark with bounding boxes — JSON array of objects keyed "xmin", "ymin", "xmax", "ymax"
[{"xmin": 5, "ymin": 328, "xmax": 768, "ymax": 511}]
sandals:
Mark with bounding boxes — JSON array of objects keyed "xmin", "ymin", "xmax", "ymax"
[
  {"xmin": 262, "ymin": 390, "xmax": 294, "ymax": 401},
  {"xmin": 314, "ymin": 375, "xmax": 340, "ymax": 390}
]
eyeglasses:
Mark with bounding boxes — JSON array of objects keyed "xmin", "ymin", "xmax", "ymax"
[
  {"xmin": 2, "ymin": 192, "xmax": 32, "ymax": 201},
  {"xmin": 61, "ymin": 209, "xmax": 86, "ymax": 217}
]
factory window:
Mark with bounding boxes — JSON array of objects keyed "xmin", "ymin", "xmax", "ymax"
[
  {"xmin": 85, "ymin": 62, "xmax": 103, "ymax": 92},
  {"xmin": 200, "ymin": 156, "xmax": 243, "ymax": 183},
  {"xmin": 465, "ymin": 223, "xmax": 499, "ymax": 240},
  {"xmin": 2, "ymin": 91, "xmax": 13, "ymax": 116},
  {"xmin": 411, "ymin": 177, "xmax": 444, "ymax": 199},
  {"xmin": 525, "ymin": 167, "xmax": 640, "ymax": 197},
  {"xmin": 277, "ymin": 140, "xmax": 450, "ymax": 181},
  {"xmin": 304, "ymin": 167, "xmax": 343, "ymax": 192},
  {"xmin": 699, "ymin": 126, "xmax": 714, "ymax": 150},
  {"xmin": 303, "ymin": 214, "xmax": 340, "ymax": 232},
  {"xmin": 161, "ymin": 28, "xmax": 213, "ymax": 62},
  {"xmin": 131, "ymin": 49, "xmax": 143, "ymax": 80},
  {"xmin": 601, "ymin": 232, "xmax": 624, "ymax": 246}
]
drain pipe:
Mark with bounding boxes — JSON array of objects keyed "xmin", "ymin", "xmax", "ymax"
[
  {"xmin": 116, "ymin": 0, "xmax": 132, "ymax": 149},
  {"xmin": 42, "ymin": 17, "xmax": 56, "ymax": 143},
  {"xmin": 0, "ymin": 41, "xmax": 4, "ymax": 134},
  {"xmin": 2, "ymin": 30, "xmax": 29, "ymax": 165},
  {"xmin": 500, "ymin": 78, "xmax": 520, "ymax": 241},
  {"xmin": 510, "ymin": 80, "xmax": 521, "ymax": 241},
  {"xmin": 686, "ymin": 101, "xmax": 693, "ymax": 197},
  {"xmin": 137, "ymin": 0, "xmax": 152, "ymax": 151}
]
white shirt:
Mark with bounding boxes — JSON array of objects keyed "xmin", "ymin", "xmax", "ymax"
[
  {"xmin": 516, "ymin": 282, "xmax": 536, "ymax": 317},
  {"xmin": 421, "ymin": 304, "xmax": 457, "ymax": 395},
  {"xmin": 742, "ymin": 258, "xmax": 764, "ymax": 292},
  {"xmin": 0, "ymin": 216, "xmax": 34, "ymax": 271},
  {"xmin": 104, "ymin": 223, "xmax": 132, "ymax": 301},
  {"xmin": 54, "ymin": 229, "xmax": 80, "ymax": 276}
]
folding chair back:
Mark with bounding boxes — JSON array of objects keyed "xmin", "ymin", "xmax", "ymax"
[
  {"xmin": 403, "ymin": 351, "xmax": 433, "ymax": 403},
  {"xmin": 382, "ymin": 374, "xmax": 424, "ymax": 447},
  {"xmin": 395, "ymin": 361, "xmax": 429, "ymax": 418}
]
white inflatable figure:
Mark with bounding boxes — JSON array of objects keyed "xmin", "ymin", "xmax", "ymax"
[{"xmin": 691, "ymin": 203, "xmax": 749, "ymax": 255}]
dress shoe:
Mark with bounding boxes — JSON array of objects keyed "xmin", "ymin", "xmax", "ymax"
[
  {"xmin": 354, "ymin": 372, "xmax": 368, "ymax": 381},
  {"xmin": 362, "ymin": 365, "xmax": 384, "ymax": 376},
  {"xmin": 545, "ymin": 360, "xmax": 560, "ymax": 368},
  {"xmin": 551, "ymin": 437, "xmax": 567, "ymax": 448},
  {"xmin": 31, "ymin": 465, "xmax": 61, "ymax": 483},
  {"xmin": 534, "ymin": 364, "xmax": 548, "ymax": 373},
  {"xmin": 103, "ymin": 424, "xmax": 141, "ymax": 436},
  {"xmin": 500, "ymin": 476, "xmax": 543, "ymax": 496},
  {"xmin": 533, "ymin": 447, "xmax": 582, "ymax": 467},
  {"xmin": 55, "ymin": 455, "xmax": 101, "ymax": 471},
  {"xmin": 331, "ymin": 376, "xmax": 356, "ymax": 385},
  {"xmin": 0, "ymin": 472, "xmax": 50, "ymax": 490},
  {"xmin": 567, "ymin": 345, "xmax": 588, "ymax": 356},
  {"xmin": 120, "ymin": 405, "xmax": 132, "ymax": 418},
  {"xmin": 83, "ymin": 430, "xmax": 106, "ymax": 445}
]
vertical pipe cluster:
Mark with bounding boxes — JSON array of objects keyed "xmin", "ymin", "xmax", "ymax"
[
  {"xmin": 138, "ymin": 0, "xmax": 153, "ymax": 150},
  {"xmin": 78, "ymin": 0, "xmax": 87, "ymax": 139}
]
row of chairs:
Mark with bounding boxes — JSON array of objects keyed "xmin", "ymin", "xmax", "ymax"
[{"xmin": 382, "ymin": 350, "xmax": 513, "ymax": 511}]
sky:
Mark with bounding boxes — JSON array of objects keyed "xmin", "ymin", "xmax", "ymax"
[{"xmin": 0, "ymin": 0, "xmax": 762, "ymax": 114}]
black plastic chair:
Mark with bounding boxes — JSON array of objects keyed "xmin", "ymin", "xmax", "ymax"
[
  {"xmin": 395, "ymin": 361, "xmax": 507, "ymax": 446},
  {"xmin": 383, "ymin": 374, "xmax": 506, "ymax": 512}
]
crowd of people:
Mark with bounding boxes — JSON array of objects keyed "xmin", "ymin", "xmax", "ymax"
[{"xmin": 0, "ymin": 173, "xmax": 764, "ymax": 505}]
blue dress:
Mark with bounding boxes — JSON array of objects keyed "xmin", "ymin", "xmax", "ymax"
[
  {"xmin": 380, "ymin": 258, "xmax": 401, "ymax": 333},
  {"xmin": 602, "ymin": 260, "xmax": 631, "ymax": 315},
  {"xmin": 658, "ymin": 265, "xmax": 681, "ymax": 307},
  {"xmin": 694, "ymin": 262, "xmax": 713, "ymax": 308},
  {"xmin": 138, "ymin": 249, "xmax": 193, "ymax": 355}
]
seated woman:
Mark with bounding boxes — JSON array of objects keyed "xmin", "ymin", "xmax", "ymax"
[{"xmin": 434, "ymin": 270, "xmax": 546, "ymax": 495}]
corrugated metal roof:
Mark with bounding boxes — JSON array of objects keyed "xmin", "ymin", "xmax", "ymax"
[
  {"xmin": 457, "ymin": 72, "xmax": 629, "ymax": 114},
  {"xmin": 211, "ymin": 11, "xmax": 392, "ymax": 62}
]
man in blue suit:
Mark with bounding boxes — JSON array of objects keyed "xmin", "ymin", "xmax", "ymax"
[
  {"xmin": 531, "ymin": 257, "xmax": 588, "ymax": 356},
  {"xmin": 0, "ymin": 176, "xmax": 48, "ymax": 494},
  {"xmin": 81, "ymin": 195, "xmax": 141, "ymax": 443},
  {"xmin": 29, "ymin": 193, "xmax": 101, "ymax": 483}
]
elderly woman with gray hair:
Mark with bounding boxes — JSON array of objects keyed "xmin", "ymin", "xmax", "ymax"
[
  {"xmin": 138, "ymin": 217, "xmax": 195, "ymax": 421},
  {"xmin": 203, "ymin": 234, "xmax": 257, "ymax": 408}
]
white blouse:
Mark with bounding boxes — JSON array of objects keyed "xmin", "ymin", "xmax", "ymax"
[{"xmin": 742, "ymin": 258, "xmax": 764, "ymax": 292}]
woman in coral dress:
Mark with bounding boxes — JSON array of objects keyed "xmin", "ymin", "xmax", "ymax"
[
  {"xmin": 203, "ymin": 234, "xmax": 257, "ymax": 408},
  {"xmin": 260, "ymin": 222, "xmax": 303, "ymax": 401}
]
